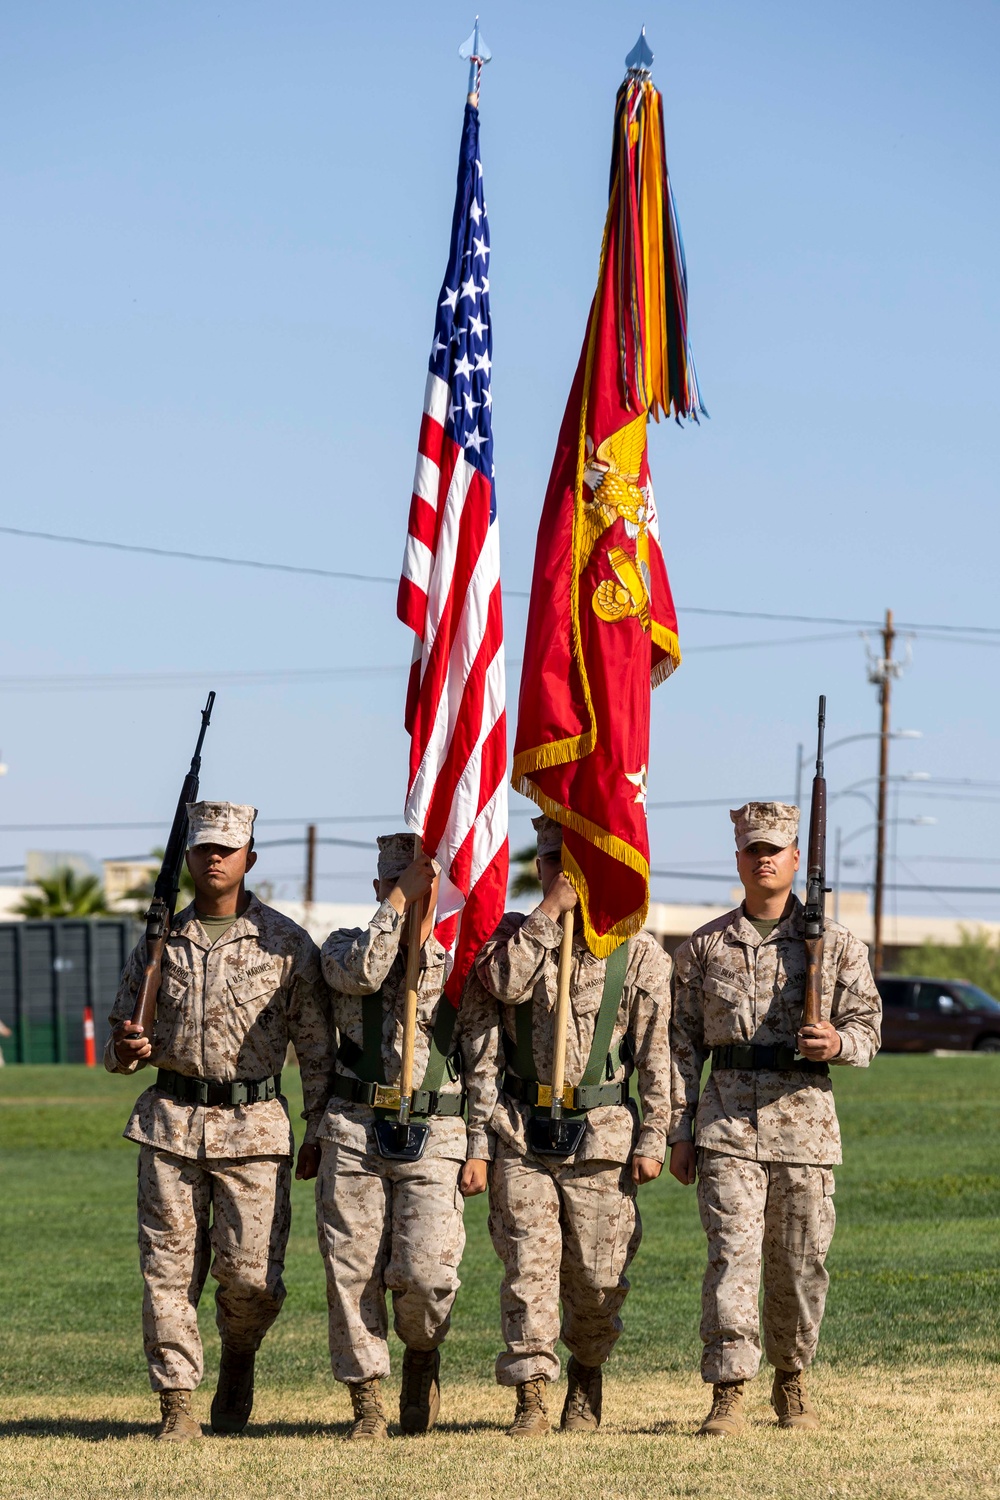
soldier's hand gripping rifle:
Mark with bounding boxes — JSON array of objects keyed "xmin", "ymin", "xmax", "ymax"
[
  {"xmin": 126, "ymin": 692, "xmax": 215, "ymax": 1043},
  {"xmin": 802, "ymin": 694, "xmax": 827, "ymax": 1028}
]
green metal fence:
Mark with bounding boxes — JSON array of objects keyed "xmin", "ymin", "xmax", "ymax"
[{"xmin": 0, "ymin": 919, "xmax": 141, "ymax": 1064}]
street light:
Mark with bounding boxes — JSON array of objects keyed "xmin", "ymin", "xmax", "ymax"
[
  {"xmin": 833, "ymin": 817, "xmax": 937, "ymax": 923},
  {"xmin": 825, "ymin": 729, "xmax": 922, "ymax": 754},
  {"xmin": 832, "ymin": 773, "xmax": 931, "ymax": 802},
  {"xmin": 793, "ymin": 730, "xmax": 922, "ymax": 897}
]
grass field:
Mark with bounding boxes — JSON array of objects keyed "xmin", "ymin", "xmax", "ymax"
[{"xmin": 1, "ymin": 1057, "xmax": 998, "ymax": 1498}]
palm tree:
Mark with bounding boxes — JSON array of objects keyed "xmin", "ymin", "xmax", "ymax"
[
  {"xmin": 123, "ymin": 849, "xmax": 195, "ymax": 909},
  {"xmin": 511, "ymin": 843, "xmax": 542, "ymax": 898},
  {"xmin": 16, "ymin": 867, "xmax": 111, "ymax": 919}
]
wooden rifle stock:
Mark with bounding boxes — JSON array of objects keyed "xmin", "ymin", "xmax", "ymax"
[
  {"xmin": 129, "ymin": 900, "xmax": 171, "ymax": 1038},
  {"xmin": 802, "ymin": 694, "xmax": 827, "ymax": 1028},
  {"xmin": 126, "ymin": 692, "xmax": 215, "ymax": 1044}
]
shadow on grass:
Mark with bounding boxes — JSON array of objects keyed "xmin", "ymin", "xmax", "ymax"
[
  {"xmin": 614, "ymin": 1420, "xmax": 689, "ymax": 1436},
  {"xmin": 0, "ymin": 1419, "xmax": 151, "ymax": 1441},
  {"xmin": 0, "ymin": 1418, "xmax": 347, "ymax": 1442}
]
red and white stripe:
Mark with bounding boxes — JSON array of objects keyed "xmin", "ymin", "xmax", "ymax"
[{"xmin": 397, "ymin": 372, "xmax": 509, "ymax": 1003}]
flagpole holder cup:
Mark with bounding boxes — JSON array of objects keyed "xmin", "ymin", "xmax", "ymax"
[
  {"xmin": 527, "ymin": 1112, "xmax": 586, "ymax": 1160},
  {"xmin": 373, "ymin": 1118, "xmax": 430, "ymax": 1162}
]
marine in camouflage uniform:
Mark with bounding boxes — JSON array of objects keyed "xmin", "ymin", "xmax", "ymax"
[
  {"xmin": 314, "ymin": 833, "xmax": 499, "ymax": 1441},
  {"xmin": 669, "ymin": 801, "xmax": 881, "ymax": 1435},
  {"xmin": 106, "ymin": 801, "xmax": 332, "ymax": 1442},
  {"xmin": 476, "ymin": 815, "xmax": 672, "ymax": 1437}
]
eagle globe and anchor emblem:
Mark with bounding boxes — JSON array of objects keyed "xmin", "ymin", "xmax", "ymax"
[{"xmin": 579, "ymin": 410, "xmax": 655, "ymax": 631}]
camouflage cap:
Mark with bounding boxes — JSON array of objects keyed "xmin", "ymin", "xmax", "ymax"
[
  {"xmin": 186, "ymin": 801, "xmax": 257, "ymax": 851},
  {"xmin": 532, "ymin": 814, "xmax": 564, "ymax": 858},
  {"xmin": 730, "ymin": 801, "xmax": 800, "ymax": 852},
  {"xmin": 377, "ymin": 832, "xmax": 417, "ymax": 884}
]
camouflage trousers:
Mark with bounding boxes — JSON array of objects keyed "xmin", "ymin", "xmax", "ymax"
[
  {"xmin": 315, "ymin": 1140, "xmax": 466, "ymax": 1384},
  {"xmin": 137, "ymin": 1145, "xmax": 290, "ymax": 1392},
  {"xmin": 488, "ymin": 1140, "xmax": 641, "ymax": 1386},
  {"xmin": 696, "ymin": 1149, "xmax": 836, "ymax": 1382}
]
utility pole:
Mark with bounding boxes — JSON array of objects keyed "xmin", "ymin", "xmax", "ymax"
[
  {"xmin": 793, "ymin": 741, "xmax": 804, "ymax": 896},
  {"xmin": 304, "ymin": 823, "xmax": 317, "ymax": 915},
  {"xmin": 869, "ymin": 609, "xmax": 896, "ymax": 975}
]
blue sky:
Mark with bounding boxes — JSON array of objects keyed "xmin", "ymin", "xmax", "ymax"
[{"xmin": 1, "ymin": 0, "xmax": 998, "ymax": 921}]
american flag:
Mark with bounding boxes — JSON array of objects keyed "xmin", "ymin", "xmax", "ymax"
[{"xmin": 396, "ymin": 101, "xmax": 508, "ymax": 1003}]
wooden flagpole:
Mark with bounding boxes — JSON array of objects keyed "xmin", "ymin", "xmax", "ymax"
[
  {"xmin": 548, "ymin": 910, "xmax": 574, "ymax": 1122},
  {"xmin": 397, "ymin": 835, "xmax": 425, "ymax": 1128}
]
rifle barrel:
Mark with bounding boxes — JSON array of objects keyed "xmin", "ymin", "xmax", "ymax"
[
  {"xmin": 802, "ymin": 694, "xmax": 827, "ymax": 1027},
  {"xmin": 132, "ymin": 696, "xmax": 216, "ymax": 1031}
]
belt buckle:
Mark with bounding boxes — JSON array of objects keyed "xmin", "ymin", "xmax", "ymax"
[
  {"xmin": 230, "ymin": 1081, "xmax": 249, "ymax": 1106},
  {"xmin": 535, "ymin": 1082, "xmax": 575, "ymax": 1110},
  {"xmin": 373, "ymin": 1085, "xmax": 401, "ymax": 1111}
]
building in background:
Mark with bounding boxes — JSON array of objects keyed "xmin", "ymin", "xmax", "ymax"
[
  {"xmin": 25, "ymin": 851, "xmax": 98, "ymax": 883},
  {"xmin": 102, "ymin": 859, "xmax": 157, "ymax": 908}
]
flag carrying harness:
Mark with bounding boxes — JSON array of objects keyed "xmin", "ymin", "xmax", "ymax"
[
  {"xmin": 501, "ymin": 939, "xmax": 633, "ymax": 1117},
  {"xmin": 332, "ymin": 991, "xmax": 464, "ymax": 1119}
]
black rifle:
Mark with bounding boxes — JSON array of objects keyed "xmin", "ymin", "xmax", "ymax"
[
  {"xmin": 128, "ymin": 692, "xmax": 215, "ymax": 1038},
  {"xmin": 802, "ymin": 694, "xmax": 827, "ymax": 1027}
]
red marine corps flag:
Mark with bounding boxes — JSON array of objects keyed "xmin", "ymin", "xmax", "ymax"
[{"xmin": 512, "ymin": 29, "xmax": 706, "ymax": 956}]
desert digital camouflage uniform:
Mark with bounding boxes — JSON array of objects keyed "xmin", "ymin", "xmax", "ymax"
[
  {"xmin": 106, "ymin": 893, "xmax": 332, "ymax": 1392},
  {"xmin": 670, "ymin": 895, "xmax": 881, "ymax": 1383},
  {"xmin": 476, "ymin": 908, "xmax": 672, "ymax": 1386},
  {"xmin": 316, "ymin": 898, "xmax": 500, "ymax": 1383}
]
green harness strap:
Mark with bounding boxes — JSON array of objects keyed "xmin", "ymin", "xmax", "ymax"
[
  {"xmin": 360, "ymin": 990, "xmax": 387, "ymax": 1085},
  {"xmin": 358, "ymin": 987, "xmax": 458, "ymax": 1091},
  {"xmin": 512, "ymin": 938, "xmax": 631, "ymax": 1085},
  {"xmin": 420, "ymin": 1000, "xmax": 459, "ymax": 1093}
]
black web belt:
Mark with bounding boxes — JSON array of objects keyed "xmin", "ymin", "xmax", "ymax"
[
  {"xmin": 330, "ymin": 1072, "xmax": 466, "ymax": 1118},
  {"xmin": 710, "ymin": 1044, "xmax": 829, "ymax": 1077},
  {"xmin": 155, "ymin": 1068, "xmax": 282, "ymax": 1107},
  {"xmin": 501, "ymin": 1072, "xmax": 630, "ymax": 1113}
]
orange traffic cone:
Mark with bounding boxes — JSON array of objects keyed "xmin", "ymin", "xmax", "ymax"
[{"xmin": 83, "ymin": 1006, "xmax": 96, "ymax": 1067}]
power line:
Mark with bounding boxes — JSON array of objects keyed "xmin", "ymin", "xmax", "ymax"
[
  {"xmin": 683, "ymin": 631, "xmax": 857, "ymax": 654},
  {"xmin": 883, "ymin": 882, "xmax": 1000, "ymax": 896},
  {"xmin": 898, "ymin": 791, "xmax": 1000, "ymax": 806},
  {"xmin": 0, "ymin": 524, "xmax": 411, "ymax": 592},
  {"xmin": 646, "ymin": 796, "xmax": 792, "ymax": 811},
  {"xmin": 902, "ymin": 855, "xmax": 1000, "ymax": 866},
  {"xmin": 253, "ymin": 836, "xmax": 373, "ymax": 851},
  {"xmin": 0, "ymin": 665, "xmax": 409, "ymax": 693},
  {"xmin": 3, "ymin": 523, "xmax": 999, "ymax": 635},
  {"xmin": 0, "ymin": 631, "xmax": 862, "ymax": 695},
  {"xmin": 0, "ymin": 809, "xmax": 538, "ymax": 835}
]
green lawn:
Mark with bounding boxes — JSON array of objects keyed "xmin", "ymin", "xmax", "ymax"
[{"xmin": 0, "ymin": 1055, "xmax": 997, "ymax": 1399}]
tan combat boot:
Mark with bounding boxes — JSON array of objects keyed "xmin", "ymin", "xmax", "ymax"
[
  {"xmin": 772, "ymin": 1369, "xmax": 820, "ymax": 1430},
  {"xmin": 506, "ymin": 1378, "xmax": 551, "ymax": 1438},
  {"xmin": 154, "ymin": 1390, "xmax": 202, "ymax": 1442},
  {"xmin": 697, "ymin": 1381, "xmax": 746, "ymax": 1437},
  {"xmin": 210, "ymin": 1346, "xmax": 255, "ymax": 1434},
  {"xmin": 560, "ymin": 1356, "xmax": 602, "ymax": 1432},
  {"xmin": 399, "ymin": 1347, "xmax": 441, "ymax": 1435},
  {"xmin": 347, "ymin": 1376, "xmax": 391, "ymax": 1441}
]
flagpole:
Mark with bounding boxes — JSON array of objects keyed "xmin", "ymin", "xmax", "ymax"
[
  {"xmin": 549, "ymin": 910, "xmax": 574, "ymax": 1124},
  {"xmin": 377, "ymin": 17, "xmax": 498, "ymax": 1164},
  {"xmin": 459, "ymin": 15, "xmax": 491, "ymax": 104},
  {"xmin": 397, "ymin": 835, "xmax": 425, "ymax": 1130}
]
